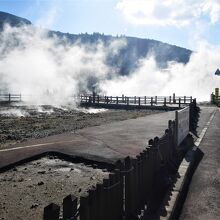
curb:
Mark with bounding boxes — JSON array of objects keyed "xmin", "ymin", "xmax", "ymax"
[{"xmin": 159, "ymin": 110, "xmax": 216, "ymax": 220}]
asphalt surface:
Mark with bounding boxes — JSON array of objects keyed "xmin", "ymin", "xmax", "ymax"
[
  {"xmin": 0, "ymin": 106, "xmax": 216, "ymax": 168},
  {"xmin": 180, "ymin": 107, "xmax": 220, "ymax": 220},
  {"xmin": 0, "ymin": 110, "xmax": 176, "ymax": 167}
]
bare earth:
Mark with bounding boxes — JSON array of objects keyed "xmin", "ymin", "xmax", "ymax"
[{"xmin": 0, "ymin": 156, "xmax": 109, "ymax": 220}]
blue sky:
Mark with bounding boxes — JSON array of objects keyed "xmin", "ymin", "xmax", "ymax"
[{"xmin": 1, "ymin": 0, "xmax": 220, "ymax": 50}]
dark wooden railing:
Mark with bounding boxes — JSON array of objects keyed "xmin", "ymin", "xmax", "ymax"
[
  {"xmin": 43, "ymin": 99, "xmax": 199, "ymax": 220},
  {"xmin": 80, "ymin": 93, "xmax": 193, "ymax": 109},
  {"xmin": 0, "ymin": 93, "xmax": 22, "ymax": 103}
]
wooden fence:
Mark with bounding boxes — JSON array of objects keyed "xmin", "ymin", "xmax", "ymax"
[
  {"xmin": 43, "ymin": 99, "xmax": 199, "ymax": 220},
  {"xmin": 0, "ymin": 93, "xmax": 21, "ymax": 103},
  {"xmin": 80, "ymin": 93, "xmax": 193, "ymax": 109},
  {"xmin": 43, "ymin": 120, "xmax": 178, "ymax": 220}
]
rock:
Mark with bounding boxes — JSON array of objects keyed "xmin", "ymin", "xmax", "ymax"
[
  {"xmin": 90, "ymin": 176, "xmax": 95, "ymax": 180},
  {"xmin": 17, "ymin": 177, "xmax": 24, "ymax": 182},
  {"xmin": 37, "ymin": 181, "xmax": 44, "ymax": 186},
  {"xmin": 78, "ymin": 188, "xmax": 82, "ymax": 192},
  {"xmin": 30, "ymin": 203, "xmax": 38, "ymax": 209},
  {"xmin": 37, "ymin": 170, "xmax": 46, "ymax": 174}
]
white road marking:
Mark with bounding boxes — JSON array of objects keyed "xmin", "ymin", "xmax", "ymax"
[
  {"xmin": 0, "ymin": 140, "xmax": 77, "ymax": 152},
  {"xmin": 194, "ymin": 110, "xmax": 216, "ymax": 147}
]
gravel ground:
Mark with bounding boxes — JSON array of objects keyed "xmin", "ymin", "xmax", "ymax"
[
  {"xmin": 0, "ymin": 156, "xmax": 109, "ymax": 220},
  {"xmin": 0, "ymin": 105, "xmax": 160, "ymax": 148}
]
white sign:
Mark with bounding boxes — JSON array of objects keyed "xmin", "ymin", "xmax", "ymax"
[{"xmin": 176, "ymin": 107, "xmax": 189, "ymax": 146}]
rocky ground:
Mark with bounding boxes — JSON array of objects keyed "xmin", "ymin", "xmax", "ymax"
[
  {"xmin": 0, "ymin": 104, "xmax": 161, "ymax": 148},
  {"xmin": 0, "ymin": 156, "xmax": 109, "ymax": 220}
]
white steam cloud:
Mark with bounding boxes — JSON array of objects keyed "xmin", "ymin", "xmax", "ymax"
[
  {"xmin": 0, "ymin": 24, "xmax": 126, "ymax": 105},
  {"xmin": 101, "ymin": 43, "xmax": 220, "ymax": 101},
  {"xmin": 0, "ymin": 23, "xmax": 220, "ymax": 103}
]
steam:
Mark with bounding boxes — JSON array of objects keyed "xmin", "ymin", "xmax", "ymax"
[
  {"xmin": 101, "ymin": 43, "xmax": 220, "ymax": 101},
  {"xmin": 0, "ymin": 23, "xmax": 220, "ymax": 104},
  {"xmin": 0, "ymin": 24, "xmax": 125, "ymax": 105}
]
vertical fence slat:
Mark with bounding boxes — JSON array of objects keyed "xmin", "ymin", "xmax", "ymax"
[
  {"xmin": 80, "ymin": 196, "xmax": 90, "ymax": 220},
  {"xmin": 43, "ymin": 203, "xmax": 60, "ymax": 220},
  {"xmin": 63, "ymin": 194, "xmax": 77, "ymax": 220}
]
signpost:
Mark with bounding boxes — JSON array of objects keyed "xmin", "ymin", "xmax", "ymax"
[{"xmin": 175, "ymin": 107, "xmax": 190, "ymax": 146}]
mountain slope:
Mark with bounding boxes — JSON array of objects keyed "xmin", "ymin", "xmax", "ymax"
[
  {"xmin": 50, "ymin": 31, "xmax": 192, "ymax": 73},
  {"xmin": 0, "ymin": 11, "xmax": 31, "ymax": 30},
  {"xmin": 0, "ymin": 11, "xmax": 192, "ymax": 75}
]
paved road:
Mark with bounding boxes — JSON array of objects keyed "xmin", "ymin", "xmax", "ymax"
[
  {"xmin": 0, "ymin": 111, "xmax": 175, "ymax": 167},
  {"xmin": 180, "ymin": 107, "xmax": 220, "ymax": 220},
  {"xmin": 0, "ymin": 106, "xmax": 216, "ymax": 168}
]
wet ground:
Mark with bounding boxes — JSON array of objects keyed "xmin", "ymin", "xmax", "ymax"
[{"xmin": 0, "ymin": 156, "xmax": 109, "ymax": 220}]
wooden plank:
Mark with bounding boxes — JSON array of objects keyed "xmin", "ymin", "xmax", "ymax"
[
  {"xmin": 63, "ymin": 194, "xmax": 78, "ymax": 220},
  {"xmin": 43, "ymin": 203, "xmax": 60, "ymax": 220}
]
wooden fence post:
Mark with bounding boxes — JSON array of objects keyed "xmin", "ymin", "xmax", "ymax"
[
  {"xmin": 124, "ymin": 157, "xmax": 135, "ymax": 218},
  {"xmin": 164, "ymin": 97, "xmax": 167, "ymax": 107},
  {"xmin": 190, "ymin": 96, "xmax": 192, "ymax": 103},
  {"xmin": 169, "ymin": 96, "xmax": 171, "ymax": 104},
  {"xmin": 97, "ymin": 95, "xmax": 100, "ymax": 104},
  {"xmin": 103, "ymin": 178, "xmax": 110, "ymax": 220},
  {"xmin": 107, "ymin": 96, "xmax": 109, "ymax": 105},
  {"xmin": 115, "ymin": 161, "xmax": 124, "ymax": 220},
  {"xmin": 179, "ymin": 97, "xmax": 181, "ymax": 108},
  {"xmin": 89, "ymin": 96, "xmax": 92, "ymax": 104},
  {"xmin": 151, "ymin": 97, "xmax": 153, "ymax": 106},
  {"xmin": 63, "ymin": 194, "xmax": 78, "ymax": 220},
  {"xmin": 88, "ymin": 189, "xmax": 97, "ymax": 220},
  {"xmin": 184, "ymin": 96, "xmax": 186, "ymax": 104},
  {"xmin": 8, "ymin": 93, "xmax": 11, "ymax": 103},
  {"xmin": 43, "ymin": 203, "xmax": 60, "ymax": 220},
  {"xmin": 155, "ymin": 96, "xmax": 157, "ymax": 105},
  {"xmin": 96, "ymin": 183, "xmax": 104, "ymax": 220},
  {"xmin": 80, "ymin": 196, "xmax": 90, "ymax": 220},
  {"xmin": 122, "ymin": 94, "xmax": 124, "ymax": 103},
  {"xmin": 127, "ymin": 97, "xmax": 129, "ymax": 106},
  {"xmin": 145, "ymin": 96, "xmax": 146, "ymax": 104},
  {"xmin": 134, "ymin": 96, "xmax": 136, "ymax": 104},
  {"xmin": 138, "ymin": 97, "xmax": 140, "ymax": 106},
  {"xmin": 92, "ymin": 93, "xmax": 95, "ymax": 104},
  {"xmin": 173, "ymin": 93, "xmax": 176, "ymax": 104}
]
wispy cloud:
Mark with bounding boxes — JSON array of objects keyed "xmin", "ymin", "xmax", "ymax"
[{"xmin": 116, "ymin": 0, "xmax": 220, "ymax": 26}]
